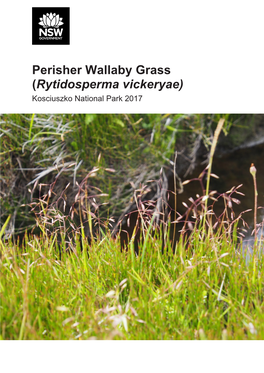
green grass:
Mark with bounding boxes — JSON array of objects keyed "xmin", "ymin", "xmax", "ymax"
[
  {"xmin": 1, "ymin": 226, "xmax": 264, "ymax": 340},
  {"xmin": 1, "ymin": 113, "xmax": 263, "ymax": 340}
]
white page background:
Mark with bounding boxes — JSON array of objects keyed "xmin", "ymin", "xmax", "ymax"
[
  {"xmin": 1, "ymin": 1, "xmax": 263, "ymax": 113},
  {"xmin": 1, "ymin": 1, "xmax": 264, "ymax": 372}
]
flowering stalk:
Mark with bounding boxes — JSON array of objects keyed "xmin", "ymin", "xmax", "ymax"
[
  {"xmin": 202, "ymin": 118, "xmax": 225, "ymax": 238},
  {"xmin": 249, "ymin": 163, "xmax": 258, "ymax": 243}
]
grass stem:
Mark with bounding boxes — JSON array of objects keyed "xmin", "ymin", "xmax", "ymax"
[
  {"xmin": 250, "ymin": 163, "xmax": 258, "ymax": 244},
  {"xmin": 202, "ymin": 118, "xmax": 225, "ymax": 238}
]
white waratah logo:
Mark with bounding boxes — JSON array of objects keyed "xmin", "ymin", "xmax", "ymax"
[{"xmin": 39, "ymin": 13, "xmax": 64, "ymax": 28}]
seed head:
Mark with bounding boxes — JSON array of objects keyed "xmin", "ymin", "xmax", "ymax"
[{"xmin": 250, "ymin": 163, "xmax": 257, "ymax": 177}]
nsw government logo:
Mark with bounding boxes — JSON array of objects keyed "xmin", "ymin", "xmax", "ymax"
[{"xmin": 32, "ymin": 7, "xmax": 70, "ymax": 45}]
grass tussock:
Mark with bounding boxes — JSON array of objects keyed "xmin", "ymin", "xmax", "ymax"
[{"xmin": 1, "ymin": 221, "xmax": 264, "ymax": 340}]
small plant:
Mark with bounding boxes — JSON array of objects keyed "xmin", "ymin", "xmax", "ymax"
[{"xmin": 176, "ymin": 169, "xmax": 247, "ymax": 248}]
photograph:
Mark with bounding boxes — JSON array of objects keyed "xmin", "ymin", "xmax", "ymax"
[{"xmin": 1, "ymin": 113, "xmax": 264, "ymax": 340}]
